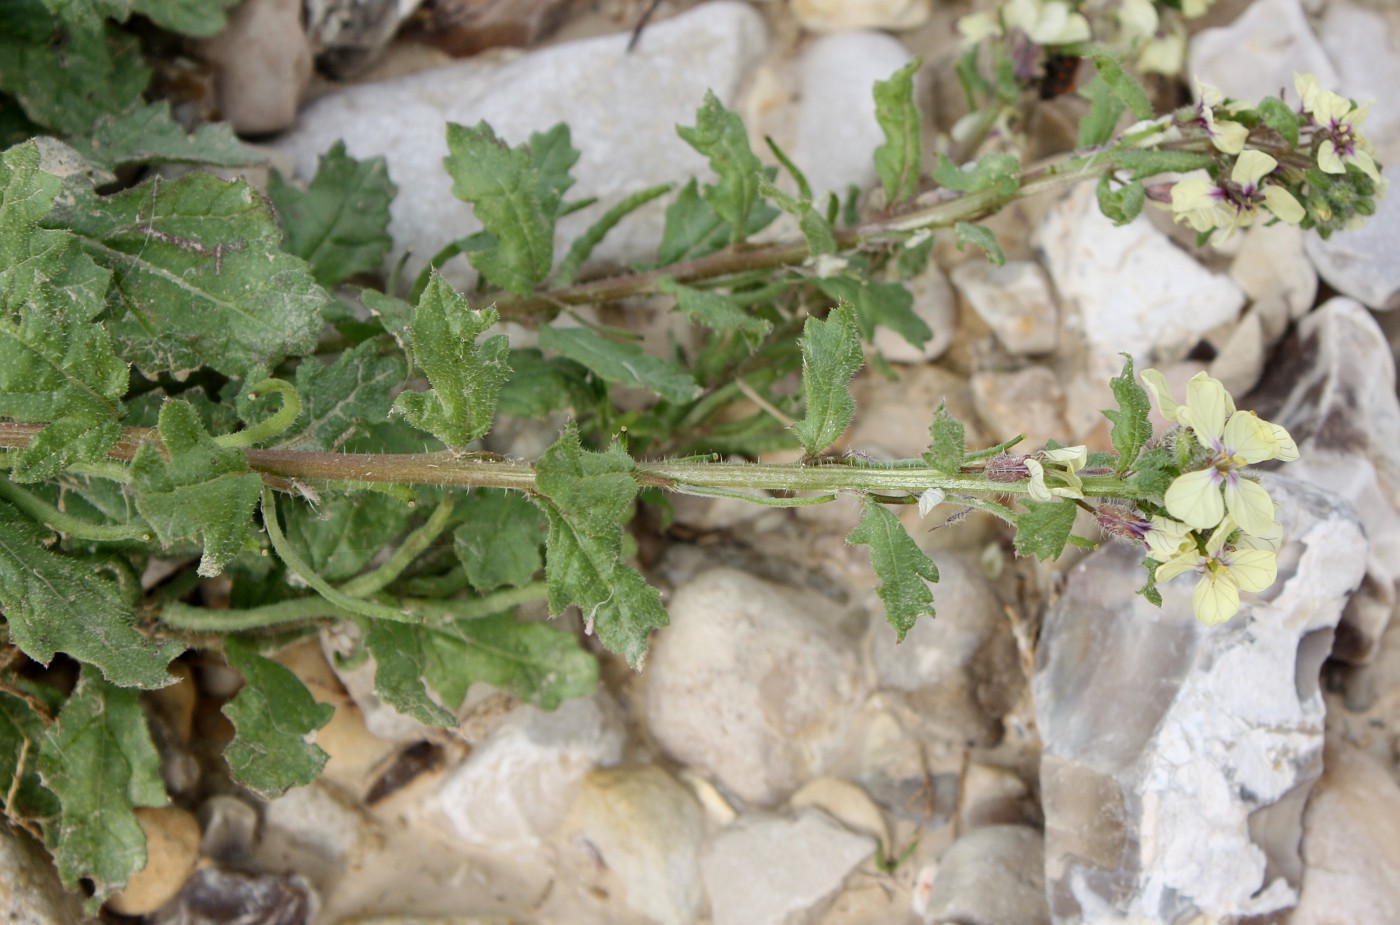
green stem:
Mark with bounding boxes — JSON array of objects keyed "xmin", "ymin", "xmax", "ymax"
[
  {"xmin": 0, "ymin": 480, "xmax": 151, "ymax": 542},
  {"xmin": 338, "ymin": 497, "xmax": 456, "ymax": 598},
  {"xmin": 214, "ymin": 379, "xmax": 302, "ymax": 449}
]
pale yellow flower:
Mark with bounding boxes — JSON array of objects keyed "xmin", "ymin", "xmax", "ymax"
[
  {"xmin": 1155, "ymin": 517, "xmax": 1279, "ymax": 625},
  {"xmin": 1169, "ymin": 150, "xmax": 1305, "ymax": 243},
  {"xmin": 1137, "ymin": 27, "xmax": 1186, "ymax": 76},
  {"xmin": 957, "ymin": 11, "xmax": 1003, "ymax": 45},
  {"xmin": 1003, "ymin": 0, "xmax": 1091, "ymax": 45},
  {"xmin": 1196, "ymin": 83, "xmax": 1248, "ymax": 155},
  {"xmin": 1181, "ymin": 0, "xmax": 1215, "ymax": 17},
  {"xmin": 1294, "ymin": 73, "xmax": 1382, "ymax": 182},
  {"xmin": 1025, "ymin": 445, "xmax": 1088, "ymax": 502}
]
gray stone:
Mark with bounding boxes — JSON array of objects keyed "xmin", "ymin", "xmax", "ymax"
[
  {"xmin": 1305, "ymin": 192, "xmax": 1400, "ymax": 311},
  {"xmin": 1034, "ymin": 476, "xmax": 1368, "ymax": 923},
  {"xmin": 1288, "ymin": 742, "xmax": 1400, "ymax": 924},
  {"xmin": 1248, "ymin": 297, "xmax": 1400, "ymax": 662},
  {"xmin": 1228, "ymin": 222, "xmax": 1317, "ymax": 344},
  {"xmin": 951, "ymin": 260, "xmax": 1059, "ymax": 356},
  {"xmin": 1318, "ymin": 1, "xmax": 1400, "ymax": 164},
  {"xmin": 0, "ymin": 825, "xmax": 82, "ymax": 925},
  {"xmin": 1188, "ymin": 0, "xmax": 1338, "ymax": 106},
  {"xmin": 970, "ymin": 365, "xmax": 1070, "ymax": 453},
  {"xmin": 921, "ymin": 826, "xmax": 1048, "ymax": 925},
  {"xmin": 701, "ymin": 809, "xmax": 876, "ymax": 925},
  {"xmin": 201, "ymin": 0, "xmax": 313, "ymax": 135},
  {"xmin": 872, "ymin": 263, "xmax": 957, "ymax": 364},
  {"xmin": 272, "ymin": 2, "xmax": 768, "ymax": 289},
  {"xmin": 645, "ymin": 569, "xmax": 865, "ymax": 807}
]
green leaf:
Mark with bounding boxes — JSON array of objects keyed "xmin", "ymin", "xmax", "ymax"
[
  {"xmin": 1088, "ymin": 53, "xmax": 1152, "ymax": 121},
  {"xmin": 1095, "ymin": 175, "xmax": 1146, "ymax": 225},
  {"xmin": 815, "ymin": 274, "xmax": 930, "ymax": 350},
  {"xmin": 418, "ymin": 612, "xmax": 599, "ymax": 711},
  {"xmin": 1013, "ymin": 499, "xmax": 1079, "ymax": 561},
  {"xmin": 0, "ymin": 686, "xmax": 60, "ymax": 821},
  {"xmin": 360, "ymin": 287, "xmax": 414, "ymax": 351},
  {"xmin": 132, "ymin": 399, "xmax": 262, "ymax": 577},
  {"xmin": 268, "ymin": 141, "xmax": 396, "ymax": 287},
  {"xmin": 676, "ymin": 91, "xmax": 766, "ymax": 243},
  {"xmin": 74, "ymin": 100, "xmax": 259, "ymax": 173},
  {"xmin": 923, "ymin": 402, "xmax": 965, "ymax": 473},
  {"xmin": 49, "ymin": 172, "xmax": 330, "ymax": 380},
  {"xmin": 792, "ymin": 302, "xmax": 863, "ymax": 456},
  {"xmin": 657, "ymin": 275, "xmax": 771, "ymax": 335},
  {"xmin": 38, "ymin": 666, "xmax": 167, "ymax": 905},
  {"xmin": 765, "ymin": 135, "xmax": 813, "ymax": 201},
  {"xmin": 281, "ymin": 491, "xmax": 412, "ymax": 583},
  {"xmin": 0, "ymin": 143, "xmax": 128, "ymax": 482},
  {"xmin": 872, "ymin": 58, "xmax": 923, "ymax": 205},
  {"xmin": 1138, "ymin": 558, "xmax": 1163, "ymax": 607},
  {"xmin": 1077, "ymin": 76, "xmax": 1126, "ymax": 148},
  {"xmin": 454, "ymin": 489, "xmax": 546, "ymax": 591},
  {"xmin": 848, "ymin": 498, "xmax": 938, "ymax": 641},
  {"xmin": 932, "ymin": 152, "xmax": 1021, "ymax": 198},
  {"xmin": 553, "ymin": 183, "xmax": 672, "ymax": 287},
  {"xmin": 281, "ymin": 338, "xmax": 408, "ymax": 452},
  {"xmin": 1103, "ymin": 354, "xmax": 1151, "ymax": 474},
  {"xmin": 528, "ymin": 123, "xmax": 580, "ymax": 211},
  {"xmin": 897, "ymin": 233, "xmax": 934, "ymax": 279},
  {"xmin": 0, "ymin": 22, "xmax": 149, "ymax": 136},
  {"xmin": 762, "ymin": 180, "xmax": 838, "ymax": 257},
  {"xmin": 1128, "ymin": 446, "xmax": 1174, "ymax": 499},
  {"xmin": 496, "ymin": 347, "xmax": 594, "ymax": 418},
  {"xmin": 538, "ymin": 325, "xmax": 698, "ymax": 404},
  {"xmin": 0, "ymin": 499, "xmax": 181, "ymax": 688},
  {"xmin": 954, "ymin": 221, "xmax": 1005, "ymax": 266},
  {"xmin": 38, "ymin": 0, "xmax": 127, "ymax": 32},
  {"xmin": 222, "ymin": 639, "xmax": 335, "ymax": 798},
  {"xmin": 443, "ymin": 121, "xmax": 557, "ymax": 294},
  {"xmin": 1257, "ymin": 96, "xmax": 1301, "ymax": 148},
  {"xmin": 365, "ymin": 621, "xmax": 457, "ymax": 728},
  {"xmin": 132, "ymin": 0, "xmax": 239, "ymax": 36},
  {"xmin": 533, "ymin": 426, "xmax": 668, "ymax": 667},
  {"xmin": 392, "ymin": 274, "xmax": 511, "ymax": 448},
  {"xmin": 1108, "ymin": 149, "xmax": 1214, "ymax": 178},
  {"xmin": 657, "ymin": 178, "xmax": 727, "ymax": 265}
]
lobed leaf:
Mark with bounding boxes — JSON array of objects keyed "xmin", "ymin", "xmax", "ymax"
[
  {"xmin": 268, "ymin": 141, "xmax": 396, "ymax": 287},
  {"xmin": 923, "ymin": 402, "xmax": 966, "ymax": 473},
  {"xmin": 676, "ymin": 91, "xmax": 766, "ymax": 243},
  {"xmin": 496, "ymin": 347, "xmax": 594, "ymax": 419},
  {"xmin": 281, "ymin": 491, "xmax": 413, "ymax": 583},
  {"xmin": 443, "ymin": 121, "xmax": 558, "ymax": 294},
  {"xmin": 365, "ymin": 622, "xmax": 457, "ymax": 728},
  {"xmin": 1103, "ymin": 354, "xmax": 1151, "ymax": 473},
  {"xmin": 281, "ymin": 338, "xmax": 408, "ymax": 452},
  {"xmin": 221, "ymin": 639, "xmax": 335, "ymax": 798},
  {"xmin": 932, "ymin": 152, "xmax": 1021, "ymax": 198},
  {"xmin": 1013, "ymin": 499, "xmax": 1079, "ymax": 561},
  {"xmin": 0, "ymin": 499, "xmax": 182, "ymax": 688},
  {"xmin": 872, "ymin": 58, "xmax": 923, "ymax": 205},
  {"xmin": 0, "ymin": 685, "xmax": 61, "ymax": 821},
  {"xmin": 792, "ymin": 302, "xmax": 863, "ymax": 456},
  {"xmin": 533, "ymin": 426, "xmax": 668, "ymax": 667},
  {"xmin": 848, "ymin": 497, "xmax": 938, "ymax": 640},
  {"xmin": 38, "ymin": 666, "xmax": 167, "ymax": 905},
  {"xmin": 392, "ymin": 274, "xmax": 511, "ymax": 448},
  {"xmin": 0, "ymin": 20, "xmax": 149, "ymax": 136},
  {"xmin": 75, "ymin": 100, "xmax": 259, "ymax": 173},
  {"xmin": 538, "ymin": 325, "xmax": 698, "ymax": 404},
  {"xmin": 132, "ymin": 399, "xmax": 262, "ymax": 577}
]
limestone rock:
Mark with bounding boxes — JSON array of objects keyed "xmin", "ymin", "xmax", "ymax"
[
  {"xmin": 1034, "ymin": 476, "xmax": 1368, "ymax": 923},
  {"xmin": 1188, "ymin": 0, "xmax": 1338, "ymax": 106},
  {"xmin": 0, "ymin": 825, "xmax": 82, "ymax": 925},
  {"xmin": 1305, "ymin": 192, "xmax": 1400, "ymax": 311},
  {"xmin": 872, "ymin": 263, "xmax": 957, "ymax": 363},
  {"xmin": 107, "ymin": 807, "xmax": 202, "ymax": 915},
  {"xmin": 951, "ymin": 260, "xmax": 1059, "ymax": 356},
  {"xmin": 970, "ymin": 366, "xmax": 1070, "ymax": 453},
  {"xmin": 921, "ymin": 826, "xmax": 1048, "ymax": 925},
  {"xmin": 201, "ymin": 0, "xmax": 313, "ymax": 135}
]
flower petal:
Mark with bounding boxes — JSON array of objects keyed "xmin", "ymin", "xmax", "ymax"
[
  {"xmin": 1166, "ymin": 468, "xmax": 1226, "ymax": 529},
  {"xmin": 1318, "ymin": 140, "xmax": 1344, "ymax": 175},
  {"xmin": 1211, "ymin": 119, "xmax": 1249, "ymax": 156},
  {"xmin": 1223, "ymin": 411, "xmax": 1279, "ymax": 463},
  {"xmin": 1042, "ymin": 445, "xmax": 1088, "ymax": 469},
  {"xmin": 1264, "ymin": 186, "xmax": 1305, "ymax": 225},
  {"xmin": 1232, "ymin": 150, "xmax": 1278, "ymax": 188},
  {"xmin": 1194, "ymin": 573, "xmax": 1241, "ymax": 625},
  {"xmin": 1224, "ymin": 548, "xmax": 1278, "ymax": 593},
  {"xmin": 1350, "ymin": 148, "xmax": 1382, "ymax": 183},
  {"xmin": 1156, "ymin": 550, "xmax": 1200, "ymax": 583},
  {"xmin": 1267, "ymin": 422, "xmax": 1299, "ymax": 462},
  {"xmin": 1140, "ymin": 368, "xmax": 1183, "ymax": 422},
  {"xmin": 1224, "ymin": 476, "xmax": 1277, "ymax": 536},
  {"xmin": 1183, "ymin": 372, "xmax": 1232, "ymax": 441},
  {"xmin": 1025, "ymin": 458, "xmax": 1051, "ymax": 502},
  {"xmin": 1145, "ymin": 516, "xmax": 1194, "ymax": 560}
]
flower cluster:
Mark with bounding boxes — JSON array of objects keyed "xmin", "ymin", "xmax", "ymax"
[
  {"xmin": 987, "ymin": 444, "xmax": 1090, "ymax": 502},
  {"xmin": 1129, "ymin": 370, "xmax": 1297, "ymax": 624}
]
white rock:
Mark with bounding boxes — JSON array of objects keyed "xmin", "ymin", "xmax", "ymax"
[
  {"xmin": 970, "ymin": 365, "xmax": 1070, "ymax": 452},
  {"xmin": 1228, "ymin": 222, "xmax": 1317, "ymax": 344},
  {"xmin": 1290, "ymin": 742, "xmax": 1400, "ymax": 924},
  {"xmin": 256, "ymin": 781, "xmax": 383, "ymax": 893},
  {"xmin": 1034, "ymin": 476, "xmax": 1368, "ymax": 923},
  {"xmin": 644, "ymin": 569, "xmax": 865, "ymax": 806},
  {"xmin": 792, "ymin": 0, "xmax": 932, "ymax": 32},
  {"xmin": 200, "ymin": 0, "xmax": 313, "ymax": 135},
  {"xmin": 1318, "ymin": 1, "xmax": 1400, "ymax": 164},
  {"xmin": 1305, "ymin": 191, "xmax": 1400, "ymax": 311},
  {"xmin": 872, "ymin": 264, "xmax": 957, "ymax": 363},
  {"xmin": 272, "ymin": 2, "xmax": 768, "ymax": 289},
  {"xmin": 1248, "ymin": 298, "xmax": 1400, "ymax": 662},
  {"xmin": 1188, "ymin": 0, "xmax": 1339, "ymax": 106},
  {"xmin": 1035, "ymin": 184, "xmax": 1245, "ymax": 381},
  {"xmin": 921, "ymin": 826, "xmax": 1048, "ymax": 925},
  {"xmin": 701, "ymin": 809, "xmax": 876, "ymax": 925},
  {"xmin": 421, "ymin": 693, "xmax": 625, "ymax": 848},
  {"xmin": 791, "ymin": 31, "xmax": 914, "ymax": 201},
  {"xmin": 324, "ymin": 632, "xmax": 439, "ymax": 743},
  {"xmin": 1207, "ymin": 308, "xmax": 1265, "ymax": 398},
  {"xmin": 790, "ymin": 777, "xmax": 890, "ymax": 848},
  {"xmin": 562, "ymin": 765, "xmax": 706, "ymax": 925},
  {"xmin": 952, "ymin": 259, "xmax": 1059, "ymax": 356}
]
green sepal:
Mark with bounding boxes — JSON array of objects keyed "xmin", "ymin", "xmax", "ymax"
[{"xmin": 848, "ymin": 497, "xmax": 938, "ymax": 641}]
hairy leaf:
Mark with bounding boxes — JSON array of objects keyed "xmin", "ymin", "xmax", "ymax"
[
  {"xmin": 0, "ymin": 685, "xmax": 60, "ymax": 821},
  {"xmin": 50, "ymin": 172, "xmax": 329, "ymax": 380},
  {"xmin": 365, "ymin": 622, "xmax": 457, "ymax": 728},
  {"xmin": 38, "ymin": 666, "xmax": 167, "ymax": 904},
  {"xmin": 454, "ymin": 489, "xmax": 546, "ymax": 591},
  {"xmin": 281, "ymin": 338, "xmax": 408, "ymax": 452},
  {"xmin": 554, "ymin": 183, "xmax": 672, "ymax": 287},
  {"xmin": 132, "ymin": 399, "xmax": 262, "ymax": 577},
  {"xmin": 533, "ymin": 426, "xmax": 668, "ymax": 667},
  {"xmin": 792, "ymin": 302, "xmax": 863, "ymax": 456},
  {"xmin": 932, "ymin": 152, "xmax": 1021, "ymax": 198},
  {"xmin": 762, "ymin": 181, "xmax": 837, "ymax": 257},
  {"xmin": 0, "ymin": 21, "xmax": 148, "ymax": 136},
  {"xmin": 538, "ymin": 326, "xmax": 698, "ymax": 404},
  {"xmin": 1104, "ymin": 354, "xmax": 1151, "ymax": 473},
  {"xmin": 676, "ymin": 91, "xmax": 766, "ymax": 243},
  {"xmin": 443, "ymin": 121, "xmax": 558, "ymax": 294},
  {"xmin": 268, "ymin": 141, "xmax": 396, "ymax": 287},
  {"xmin": 496, "ymin": 347, "xmax": 594, "ymax": 419},
  {"xmin": 923, "ymin": 402, "xmax": 965, "ymax": 473},
  {"xmin": 222, "ymin": 639, "xmax": 335, "ymax": 798},
  {"xmin": 420, "ymin": 613, "xmax": 599, "ymax": 711},
  {"xmin": 953, "ymin": 221, "xmax": 1005, "ymax": 266},
  {"xmin": 1257, "ymin": 96, "xmax": 1301, "ymax": 148},
  {"xmin": 1088, "ymin": 53, "xmax": 1152, "ymax": 121},
  {"xmin": 132, "ymin": 0, "xmax": 239, "ymax": 36},
  {"xmin": 848, "ymin": 498, "xmax": 938, "ymax": 640},
  {"xmin": 1095, "ymin": 175, "xmax": 1146, "ymax": 225},
  {"xmin": 281, "ymin": 491, "xmax": 412, "ymax": 583},
  {"xmin": 76, "ymin": 101, "xmax": 258, "ymax": 173},
  {"xmin": 1077, "ymin": 76, "xmax": 1126, "ymax": 148},
  {"xmin": 657, "ymin": 275, "xmax": 771, "ymax": 335},
  {"xmin": 392, "ymin": 274, "xmax": 511, "ymax": 447},
  {"xmin": 0, "ymin": 499, "xmax": 181, "ymax": 688},
  {"xmin": 657, "ymin": 178, "xmax": 727, "ymax": 265},
  {"xmin": 872, "ymin": 58, "xmax": 923, "ymax": 205},
  {"xmin": 528, "ymin": 123, "xmax": 580, "ymax": 210},
  {"xmin": 1013, "ymin": 499, "xmax": 1079, "ymax": 560}
]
